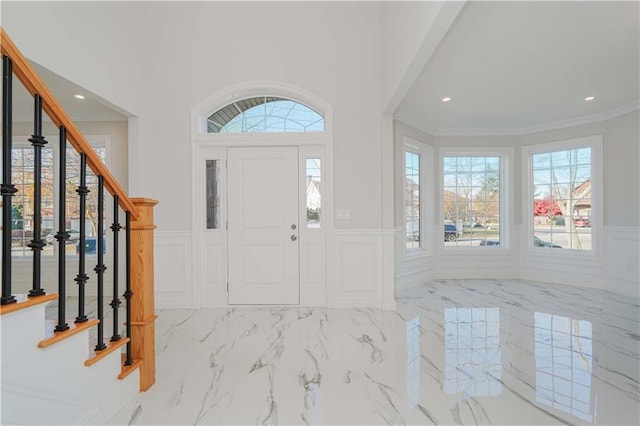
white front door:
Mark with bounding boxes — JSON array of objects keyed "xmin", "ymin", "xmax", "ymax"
[{"xmin": 227, "ymin": 146, "xmax": 300, "ymax": 304}]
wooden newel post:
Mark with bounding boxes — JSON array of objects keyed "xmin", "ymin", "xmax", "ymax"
[{"xmin": 129, "ymin": 197, "xmax": 159, "ymax": 391}]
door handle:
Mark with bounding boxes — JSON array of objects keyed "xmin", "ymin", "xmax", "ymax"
[{"xmin": 291, "ymin": 235, "xmax": 297, "ymax": 241}]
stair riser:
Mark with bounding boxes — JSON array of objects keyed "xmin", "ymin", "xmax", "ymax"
[
  {"xmin": 0, "ymin": 302, "xmax": 47, "ymax": 342},
  {"xmin": 1, "ymin": 302, "xmax": 141, "ymax": 425}
]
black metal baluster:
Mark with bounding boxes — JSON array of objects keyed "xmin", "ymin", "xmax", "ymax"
[
  {"xmin": 1, "ymin": 55, "xmax": 17, "ymax": 305},
  {"xmin": 94, "ymin": 175, "xmax": 107, "ymax": 351},
  {"xmin": 27, "ymin": 94, "xmax": 47, "ymax": 297},
  {"xmin": 123, "ymin": 210, "xmax": 133, "ymax": 366},
  {"xmin": 110, "ymin": 195, "xmax": 121, "ymax": 342},
  {"xmin": 74, "ymin": 154, "xmax": 89, "ymax": 323},
  {"xmin": 54, "ymin": 126, "xmax": 69, "ymax": 332}
]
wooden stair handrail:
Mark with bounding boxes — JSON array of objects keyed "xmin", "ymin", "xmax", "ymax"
[{"xmin": 0, "ymin": 27, "xmax": 139, "ymax": 220}]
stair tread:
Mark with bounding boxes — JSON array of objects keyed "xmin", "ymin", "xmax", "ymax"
[
  {"xmin": 38, "ymin": 318, "xmax": 100, "ymax": 348},
  {"xmin": 118, "ymin": 355, "xmax": 144, "ymax": 380},
  {"xmin": 85, "ymin": 338, "xmax": 130, "ymax": 366},
  {"xmin": 0, "ymin": 294, "xmax": 58, "ymax": 316}
]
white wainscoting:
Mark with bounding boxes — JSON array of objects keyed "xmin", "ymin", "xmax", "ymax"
[
  {"xmin": 520, "ymin": 251, "xmax": 605, "ymax": 290},
  {"xmin": 517, "ymin": 221, "xmax": 606, "ymax": 289},
  {"xmin": 155, "ymin": 231, "xmax": 193, "ymax": 308},
  {"xmin": 394, "ymin": 226, "xmax": 435, "ymax": 294},
  {"xmin": 437, "ymin": 250, "xmax": 519, "ymax": 280},
  {"xmin": 436, "ymin": 224, "xmax": 518, "ymax": 281},
  {"xmin": 605, "ymin": 226, "xmax": 640, "ymax": 298},
  {"xmin": 381, "ymin": 229, "xmax": 396, "ymax": 310},
  {"xmin": 332, "ymin": 229, "xmax": 384, "ymax": 308},
  {"xmin": 198, "ymin": 229, "xmax": 227, "ymax": 308},
  {"xmin": 396, "ymin": 254, "xmax": 435, "ymax": 292},
  {"xmin": 300, "ymin": 235, "xmax": 327, "ymax": 306}
]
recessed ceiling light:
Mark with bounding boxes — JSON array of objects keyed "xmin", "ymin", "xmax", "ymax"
[
  {"xmin": 442, "ymin": 97, "xmax": 452, "ymax": 102},
  {"xmin": 74, "ymin": 94, "xmax": 85, "ymax": 100},
  {"xmin": 584, "ymin": 96, "xmax": 595, "ymax": 101}
]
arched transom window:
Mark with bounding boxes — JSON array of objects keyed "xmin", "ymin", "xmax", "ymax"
[{"xmin": 207, "ymin": 97, "xmax": 324, "ymax": 133}]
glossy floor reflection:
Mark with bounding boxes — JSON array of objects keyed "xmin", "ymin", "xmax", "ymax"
[{"xmin": 123, "ymin": 280, "xmax": 639, "ymax": 425}]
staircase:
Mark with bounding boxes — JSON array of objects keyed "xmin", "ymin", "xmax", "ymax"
[
  {"xmin": 1, "ymin": 295, "xmax": 141, "ymax": 424},
  {"xmin": 1, "ymin": 28, "xmax": 157, "ymax": 424}
]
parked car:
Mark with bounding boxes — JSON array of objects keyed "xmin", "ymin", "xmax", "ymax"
[
  {"xmin": 76, "ymin": 237, "xmax": 106, "ymax": 255},
  {"xmin": 573, "ymin": 217, "xmax": 590, "ymax": 228},
  {"xmin": 533, "ymin": 236, "xmax": 562, "ymax": 248},
  {"xmin": 46, "ymin": 229, "xmax": 80, "ymax": 245},
  {"xmin": 479, "ymin": 239, "xmax": 500, "ymax": 246},
  {"xmin": 463, "ymin": 221, "xmax": 483, "ymax": 229},
  {"xmin": 444, "ymin": 224, "xmax": 460, "ymax": 242}
]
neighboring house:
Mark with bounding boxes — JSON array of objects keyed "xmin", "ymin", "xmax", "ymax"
[
  {"xmin": 306, "ymin": 176, "xmax": 321, "ymax": 211},
  {"xmin": 573, "ymin": 180, "xmax": 592, "ymax": 217}
]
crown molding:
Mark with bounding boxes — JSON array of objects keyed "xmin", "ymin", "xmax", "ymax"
[
  {"xmin": 396, "ymin": 100, "xmax": 640, "ymax": 137},
  {"xmin": 393, "ymin": 112, "xmax": 436, "ymax": 136},
  {"xmin": 433, "ymin": 127, "xmax": 520, "ymax": 137},
  {"xmin": 513, "ymin": 100, "xmax": 639, "ymax": 136}
]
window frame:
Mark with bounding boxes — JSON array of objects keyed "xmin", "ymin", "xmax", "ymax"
[
  {"xmin": 404, "ymin": 148, "xmax": 421, "ymax": 251},
  {"xmin": 403, "ymin": 141, "xmax": 433, "ymax": 257},
  {"xmin": 304, "ymin": 156, "xmax": 323, "ymax": 230},
  {"xmin": 4, "ymin": 135, "xmax": 111, "ymax": 259},
  {"xmin": 439, "ymin": 147, "xmax": 512, "ymax": 250},
  {"xmin": 205, "ymin": 159, "xmax": 222, "ymax": 230},
  {"xmin": 522, "ymin": 135, "xmax": 603, "ymax": 257},
  {"xmin": 206, "ymin": 97, "xmax": 325, "ymax": 134}
]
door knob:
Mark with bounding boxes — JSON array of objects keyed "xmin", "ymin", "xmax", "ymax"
[{"xmin": 291, "ymin": 235, "xmax": 297, "ymax": 241}]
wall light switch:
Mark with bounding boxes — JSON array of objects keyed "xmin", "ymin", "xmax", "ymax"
[{"xmin": 336, "ymin": 209, "xmax": 351, "ymax": 220}]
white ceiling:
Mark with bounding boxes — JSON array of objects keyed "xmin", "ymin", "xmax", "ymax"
[
  {"xmin": 10, "ymin": 1, "xmax": 639, "ymax": 134},
  {"xmin": 396, "ymin": 1, "xmax": 640, "ymax": 135},
  {"xmin": 12, "ymin": 61, "xmax": 128, "ymax": 123}
]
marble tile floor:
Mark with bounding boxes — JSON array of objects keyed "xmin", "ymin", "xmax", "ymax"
[{"xmin": 115, "ymin": 279, "xmax": 638, "ymax": 425}]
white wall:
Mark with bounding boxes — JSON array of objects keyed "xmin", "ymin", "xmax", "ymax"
[
  {"xmin": 6, "ymin": 1, "xmax": 636, "ymax": 303},
  {"xmin": 2, "ymin": 1, "xmax": 149, "ymax": 117},
  {"xmin": 393, "ymin": 121, "xmax": 436, "ymax": 291},
  {"xmin": 519, "ymin": 111, "xmax": 639, "ymax": 294},
  {"xmin": 518, "ymin": 110, "xmax": 640, "ymax": 228},
  {"xmin": 393, "ymin": 121, "xmax": 435, "ymax": 232},
  {"xmin": 395, "ymin": 110, "xmax": 639, "ymax": 295},
  {"xmin": 604, "ymin": 111, "xmax": 640, "ymax": 227},
  {"xmin": 137, "ymin": 2, "xmax": 387, "ymax": 307},
  {"xmin": 134, "ymin": 1, "xmax": 383, "ymax": 232},
  {"xmin": 603, "ymin": 111, "xmax": 640, "ymax": 297},
  {"xmin": 432, "ymin": 134, "xmax": 520, "ymax": 280},
  {"xmin": 380, "ymin": 1, "xmax": 465, "ymax": 113},
  {"xmin": 3, "ymin": 2, "xmax": 393, "ymax": 308},
  {"xmin": 380, "ymin": 1, "xmax": 444, "ymax": 111}
]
